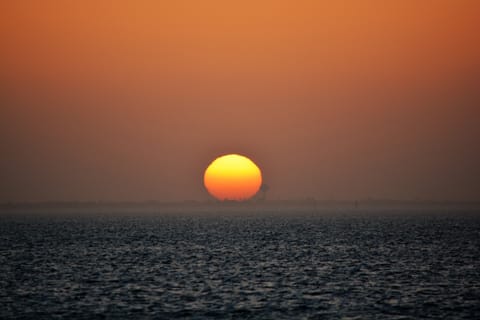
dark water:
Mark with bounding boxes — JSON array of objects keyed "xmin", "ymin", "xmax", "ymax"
[{"xmin": 1, "ymin": 211, "xmax": 480, "ymax": 319}]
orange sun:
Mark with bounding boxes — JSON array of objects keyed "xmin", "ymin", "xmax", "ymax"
[{"xmin": 204, "ymin": 154, "xmax": 262, "ymax": 201}]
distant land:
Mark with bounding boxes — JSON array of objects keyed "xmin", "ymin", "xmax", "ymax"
[{"xmin": 1, "ymin": 199, "xmax": 480, "ymax": 211}]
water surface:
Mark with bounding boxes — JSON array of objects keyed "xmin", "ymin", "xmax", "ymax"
[{"xmin": 1, "ymin": 209, "xmax": 479, "ymax": 319}]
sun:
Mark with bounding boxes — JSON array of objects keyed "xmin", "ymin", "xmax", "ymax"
[{"xmin": 204, "ymin": 154, "xmax": 262, "ymax": 201}]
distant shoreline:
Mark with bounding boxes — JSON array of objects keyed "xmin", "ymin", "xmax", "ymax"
[{"xmin": 1, "ymin": 199, "xmax": 480, "ymax": 210}]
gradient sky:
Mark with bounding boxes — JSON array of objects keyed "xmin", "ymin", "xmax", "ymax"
[{"xmin": 1, "ymin": 1, "xmax": 479, "ymax": 202}]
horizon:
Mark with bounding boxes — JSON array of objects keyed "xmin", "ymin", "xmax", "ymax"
[{"xmin": 1, "ymin": 3, "xmax": 479, "ymax": 319}]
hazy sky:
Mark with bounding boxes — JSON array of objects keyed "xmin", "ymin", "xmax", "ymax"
[{"xmin": 1, "ymin": 1, "xmax": 479, "ymax": 202}]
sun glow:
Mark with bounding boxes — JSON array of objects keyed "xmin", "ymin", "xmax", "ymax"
[{"xmin": 204, "ymin": 154, "xmax": 262, "ymax": 201}]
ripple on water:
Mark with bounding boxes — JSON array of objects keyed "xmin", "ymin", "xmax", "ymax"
[{"xmin": 1, "ymin": 213, "xmax": 479, "ymax": 319}]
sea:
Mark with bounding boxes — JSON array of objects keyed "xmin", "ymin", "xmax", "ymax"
[{"xmin": 1, "ymin": 204, "xmax": 479, "ymax": 319}]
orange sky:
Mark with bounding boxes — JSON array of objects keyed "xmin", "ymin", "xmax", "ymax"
[{"xmin": 1, "ymin": 1, "xmax": 479, "ymax": 201}]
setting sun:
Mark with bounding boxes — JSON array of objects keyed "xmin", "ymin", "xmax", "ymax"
[{"xmin": 204, "ymin": 154, "xmax": 262, "ymax": 201}]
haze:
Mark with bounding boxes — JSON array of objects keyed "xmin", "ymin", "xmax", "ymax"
[{"xmin": 1, "ymin": 1, "xmax": 479, "ymax": 202}]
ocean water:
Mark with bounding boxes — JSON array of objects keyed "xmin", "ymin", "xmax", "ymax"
[{"xmin": 1, "ymin": 209, "xmax": 479, "ymax": 319}]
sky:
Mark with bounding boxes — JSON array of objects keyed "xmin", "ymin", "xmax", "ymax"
[{"xmin": 1, "ymin": 1, "xmax": 479, "ymax": 202}]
